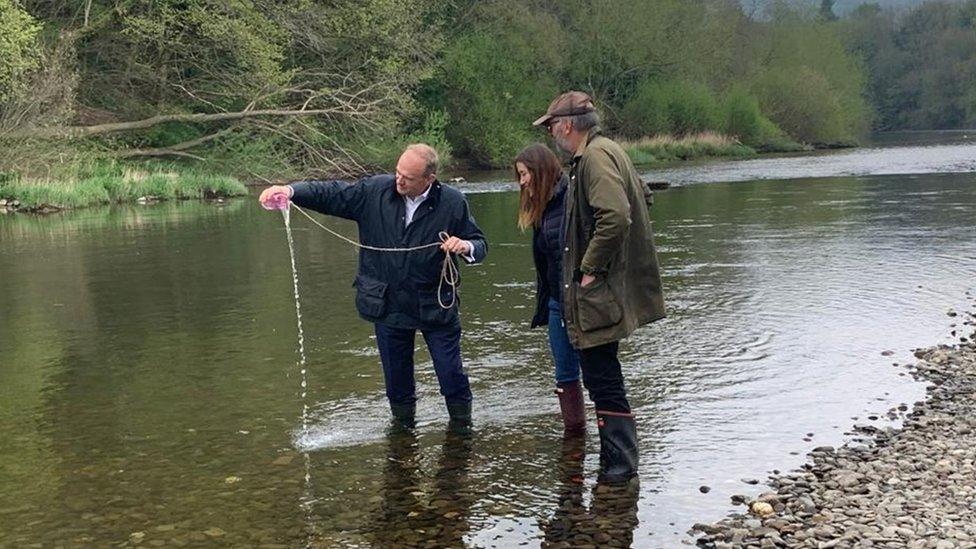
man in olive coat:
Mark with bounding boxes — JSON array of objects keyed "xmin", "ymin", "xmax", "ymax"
[{"xmin": 534, "ymin": 91, "xmax": 666, "ymax": 483}]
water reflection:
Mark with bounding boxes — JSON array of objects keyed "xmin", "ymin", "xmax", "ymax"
[
  {"xmin": 364, "ymin": 429, "xmax": 475, "ymax": 547},
  {"xmin": 542, "ymin": 436, "xmax": 641, "ymax": 548}
]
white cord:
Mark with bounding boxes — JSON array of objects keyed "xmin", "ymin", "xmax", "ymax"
[{"xmin": 289, "ymin": 203, "xmax": 460, "ymax": 309}]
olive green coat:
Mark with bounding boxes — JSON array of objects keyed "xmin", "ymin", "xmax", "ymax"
[{"xmin": 561, "ymin": 129, "xmax": 666, "ymax": 349}]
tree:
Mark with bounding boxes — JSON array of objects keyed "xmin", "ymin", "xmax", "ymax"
[
  {"xmin": 6, "ymin": 0, "xmax": 447, "ymax": 177},
  {"xmin": 0, "ymin": 0, "xmax": 41, "ymax": 101}
]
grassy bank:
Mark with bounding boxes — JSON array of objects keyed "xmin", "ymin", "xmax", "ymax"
[
  {"xmin": 0, "ymin": 162, "xmax": 246, "ymax": 212},
  {"xmin": 620, "ymin": 132, "xmax": 811, "ymax": 166},
  {"xmin": 0, "ymin": 131, "xmax": 825, "ymax": 213}
]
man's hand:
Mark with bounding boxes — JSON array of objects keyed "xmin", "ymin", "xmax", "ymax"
[
  {"xmin": 580, "ymin": 274, "xmax": 597, "ymax": 287},
  {"xmin": 440, "ymin": 235, "xmax": 472, "ymax": 256},
  {"xmin": 259, "ymin": 185, "xmax": 293, "ymax": 210}
]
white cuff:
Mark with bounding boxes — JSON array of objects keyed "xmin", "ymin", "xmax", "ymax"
[{"xmin": 461, "ymin": 240, "xmax": 476, "ymax": 263}]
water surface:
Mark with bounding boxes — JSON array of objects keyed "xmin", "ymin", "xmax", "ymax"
[{"xmin": 2, "ymin": 140, "xmax": 975, "ymax": 547}]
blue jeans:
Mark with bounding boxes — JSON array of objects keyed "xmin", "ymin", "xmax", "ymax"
[
  {"xmin": 547, "ymin": 298, "xmax": 581, "ymax": 384},
  {"xmin": 374, "ymin": 322, "xmax": 472, "ymax": 406}
]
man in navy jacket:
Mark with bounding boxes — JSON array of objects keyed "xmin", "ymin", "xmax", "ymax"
[{"xmin": 259, "ymin": 144, "xmax": 488, "ymax": 431}]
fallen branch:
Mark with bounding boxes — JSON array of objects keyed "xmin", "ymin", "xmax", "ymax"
[
  {"xmin": 6, "ymin": 107, "xmax": 365, "ymax": 140},
  {"xmin": 115, "ymin": 127, "xmax": 236, "ymax": 160}
]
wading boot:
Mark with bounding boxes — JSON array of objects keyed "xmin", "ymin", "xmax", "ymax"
[
  {"xmin": 554, "ymin": 380, "xmax": 586, "ymax": 435},
  {"xmin": 389, "ymin": 401, "xmax": 416, "ymax": 431},
  {"xmin": 596, "ymin": 410, "xmax": 639, "ymax": 484},
  {"xmin": 445, "ymin": 400, "xmax": 472, "ymax": 435}
]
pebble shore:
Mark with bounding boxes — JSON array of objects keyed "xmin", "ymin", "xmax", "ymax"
[{"xmin": 693, "ymin": 305, "xmax": 976, "ymax": 548}]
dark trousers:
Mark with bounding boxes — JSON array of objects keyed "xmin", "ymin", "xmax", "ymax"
[
  {"xmin": 374, "ymin": 322, "xmax": 472, "ymax": 406},
  {"xmin": 578, "ymin": 341, "xmax": 630, "ymax": 414}
]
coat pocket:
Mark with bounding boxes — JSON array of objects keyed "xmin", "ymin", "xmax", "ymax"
[
  {"xmin": 418, "ymin": 288, "xmax": 457, "ymax": 326},
  {"xmin": 354, "ymin": 274, "xmax": 388, "ymax": 319},
  {"xmin": 577, "ymin": 277, "xmax": 622, "ymax": 332}
]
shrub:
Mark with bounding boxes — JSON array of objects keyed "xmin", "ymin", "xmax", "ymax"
[
  {"xmin": 754, "ymin": 66, "xmax": 853, "ymax": 145},
  {"xmin": 619, "ymin": 79, "xmax": 721, "ymax": 138},
  {"xmin": 619, "ymin": 79, "xmax": 671, "ymax": 138},
  {"xmin": 667, "ymin": 81, "xmax": 722, "ymax": 135}
]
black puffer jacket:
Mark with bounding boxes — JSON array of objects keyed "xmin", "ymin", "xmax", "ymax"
[{"xmin": 530, "ymin": 174, "xmax": 570, "ymax": 328}]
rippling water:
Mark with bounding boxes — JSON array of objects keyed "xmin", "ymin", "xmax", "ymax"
[{"xmin": 2, "ymin": 139, "xmax": 975, "ymax": 547}]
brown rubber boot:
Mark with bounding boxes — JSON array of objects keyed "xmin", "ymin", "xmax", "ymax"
[{"xmin": 554, "ymin": 380, "xmax": 586, "ymax": 434}]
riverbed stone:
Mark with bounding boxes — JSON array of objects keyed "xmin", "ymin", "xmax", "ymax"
[{"xmin": 691, "ymin": 317, "xmax": 976, "ymax": 548}]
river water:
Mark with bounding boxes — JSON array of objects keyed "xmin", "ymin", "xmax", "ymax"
[{"xmin": 1, "ymin": 134, "xmax": 975, "ymax": 547}]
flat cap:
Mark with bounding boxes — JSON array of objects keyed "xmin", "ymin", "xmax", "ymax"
[{"xmin": 532, "ymin": 91, "xmax": 596, "ymax": 126}]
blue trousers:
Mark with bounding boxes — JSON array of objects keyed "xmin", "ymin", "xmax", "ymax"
[
  {"xmin": 374, "ymin": 322, "xmax": 472, "ymax": 406},
  {"xmin": 547, "ymin": 298, "xmax": 581, "ymax": 384}
]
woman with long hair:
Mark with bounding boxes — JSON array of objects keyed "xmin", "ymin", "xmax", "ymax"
[{"xmin": 515, "ymin": 143, "xmax": 584, "ymax": 434}]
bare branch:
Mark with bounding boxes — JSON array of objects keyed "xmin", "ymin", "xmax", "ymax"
[
  {"xmin": 172, "ymin": 83, "xmax": 227, "ymax": 113},
  {"xmin": 117, "ymin": 149, "xmax": 207, "ymax": 161},
  {"xmin": 7, "ymin": 107, "xmax": 370, "ymax": 140},
  {"xmin": 115, "ymin": 127, "xmax": 236, "ymax": 159}
]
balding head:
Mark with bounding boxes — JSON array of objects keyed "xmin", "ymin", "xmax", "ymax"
[
  {"xmin": 395, "ymin": 144, "xmax": 438, "ymax": 197},
  {"xmin": 405, "ymin": 144, "xmax": 438, "ymax": 176}
]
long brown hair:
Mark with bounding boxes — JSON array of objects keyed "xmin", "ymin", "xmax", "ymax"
[{"xmin": 515, "ymin": 144, "xmax": 562, "ymax": 230}]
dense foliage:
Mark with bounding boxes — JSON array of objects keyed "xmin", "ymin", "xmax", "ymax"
[
  {"xmin": 0, "ymin": 0, "xmax": 40, "ymax": 102},
  {"xmin": 0, "ymin": 0, "xmax": 968, "ymax": 177},
  {"xmin": 839, "ymin": 0, "xmax": 976, "ymax": 130}
]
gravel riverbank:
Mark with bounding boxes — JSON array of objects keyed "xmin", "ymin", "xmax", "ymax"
[{"xmin": 693, "ymin": 304, "xmax": 976, "ymax": 548}]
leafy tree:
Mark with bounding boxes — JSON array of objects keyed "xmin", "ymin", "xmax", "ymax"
[
  {"xmin": 748, "ymin": 7, "xmax": 871, "ymax": 143},
  {"xmin": 435, "ymin": 1, "xmax": 562, "ymax": 166},
  {"xmin": 840, "ymin": 0, "xmax": 976, "ymax": 130},
  {"xmin": 0, "ymin": 0, "xmax": 41, "ymax": 101}
]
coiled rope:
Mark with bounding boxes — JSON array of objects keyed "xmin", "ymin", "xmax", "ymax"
[{"xmin": 289, "ymin": 202, "xmax": 460, "ymax": 309}]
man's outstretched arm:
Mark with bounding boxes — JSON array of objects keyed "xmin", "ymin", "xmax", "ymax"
[{"xmin": 258, "ymin": 178, "xmax": 371, "ymax": 221}]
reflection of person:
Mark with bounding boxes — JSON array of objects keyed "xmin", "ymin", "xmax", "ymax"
[
  {"xmin": 258, "ymin": 144, "xmax": 488, "ymax": 431},
  {"xmin": 515, "ymin": 144, "xmax": 585, "ymax": 434},
  {"xmin": 534, "ymin": 91, "xmax": 666, "ymax": 483},
  {"xmin": 542, "ymin": 437, "xmax": 641, "ymax": 547},
  {"xmin": 367, "ymin": 428, "xmax": 474, "ymax": 547}
]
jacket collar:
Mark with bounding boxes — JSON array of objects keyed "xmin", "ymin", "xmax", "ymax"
[
  {"xmin": 543, "ymin": 174, "xmax": 568, "ymax": 215},
  {"xmin": 572, "ymin": 127, "xmax": 603, "ymax": 160},
  {"xmin": 389, "ymin": 177, "xmax": 442, "ymax": 228},
  {"xmin": 387, "ymin": 177, "xmax": 442, "ymax": 206},
  {"xmin": 552, "ymin": 174, "xmax": 568, "ymax": 200},
  {"xmin": 404, "ymin": 182, "xmax": 433, "ymax": 204}
]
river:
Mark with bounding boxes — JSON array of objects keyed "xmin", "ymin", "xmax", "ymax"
[{"xmin": 1, "ymin": 132, "xmax": 974, "ymax": 547}]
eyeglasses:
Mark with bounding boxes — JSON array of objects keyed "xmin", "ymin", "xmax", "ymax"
[{"xmin": 545, "ymin": 117, "xmax": 565, "ymax": 134}]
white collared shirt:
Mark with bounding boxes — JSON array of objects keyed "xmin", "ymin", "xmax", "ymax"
[{"xmin": 403, "ymin": 184, "xmax": 432, "ymax": 226}]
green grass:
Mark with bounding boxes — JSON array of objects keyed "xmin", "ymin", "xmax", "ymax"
[
  {"xmin": 619, "ymin": 132, "xmax": 758, "ymax": 165},
  {"xmin": 0, "ymin": 161, "xmax": 246, "ymax": 211}
]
